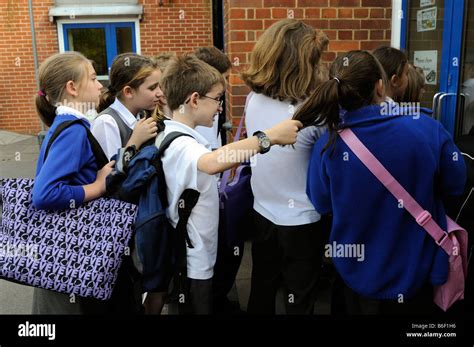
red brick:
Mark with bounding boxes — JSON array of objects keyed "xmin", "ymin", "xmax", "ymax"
[
  {"xmin": 338, "ymin": 9, "xmax": 353, "ymax": 18},
  {"xmin": 263, "ymin": 0, "xmax": 296, "ymax": 7},
  {"xmin": 370, "ymin": 30, "xmax": 384, "ymax": 40},
  {"xmin": 354, "ymin": 30, "xmax": 368, "ymax": 40},
  {"xmin": 354, "ymin": 9, "xmax": 369, "ymax": 18},
  {"xmin": 330, "ymin": 0, "xmax": 360, "ymax": 5},
  {"xmin": 256, "ymin": 9, "xmax": 271, "ymax": 18},
  {"xmin": 299, "ymin": 0, "xmax": 328, "ymax": 6},
  {"xmin": 361, "ymin": 19, "xmax": 390, "ymax": 29},
  {"xmin": 230, "ymin": 0, "xmax": 263, "ymax": 7},
  {"xmin": 362, "ymin": 0, "xmax": 391, "ymax": 6},
  {"xmin": 370, "ymin": 9, "xmax": 385, "ymax": 18},
  {"xmin": 338, "ymin": 30, "xmax": 353, "ymax": 40},
  {"xmin": 322, "ymin": 8, "xmax": 337, "ymax": 18},
  {"xmin": 305, "ymin": 9, "xmax": 321, "ymax": 18},
  {"xmin": 329, "ymin": 41, "xmax": 360, "ymax": 51},
  {"xmin": 329, "ymin": 20, "xmax": 361, "ymax": 29}
]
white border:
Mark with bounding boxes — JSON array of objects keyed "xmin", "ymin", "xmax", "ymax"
[
  {"xmin": 391, "ymin": 0, "xmax": 403, "ymax": 49},
  {"xmin": 56, "ymin": 18, "xmax": 141, "ymax": 55}
]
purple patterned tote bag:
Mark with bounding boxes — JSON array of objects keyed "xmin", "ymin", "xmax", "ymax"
[{"xmin": 0, "ymin": 178, "xmax": 137, "ymax": 300}]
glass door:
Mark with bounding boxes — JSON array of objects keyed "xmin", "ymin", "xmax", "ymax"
[
  {"xmin": 401, "ymin": 0, "xmax": 464, "ymax": 136},
  {"xmin": 456, "ymin": 0, "xmax": 474, "ymax": 139}
]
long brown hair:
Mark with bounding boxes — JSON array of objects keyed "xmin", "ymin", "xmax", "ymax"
[
  {"xmin": 35, "ymin": 52, "xmax": 90, "ymax": 127},
  {"xmin": 293, "ymin": 50, "xmax": 386, "ymax": 153},
  {"xmin": 97, "ymin": 53, "xmax": 159, "ymax": 113},
  {"xmin": 241, "ymin": 19, "xmax": 328, "ymax": 104},
  {"xmin": 402, "ymin": 64, "xmax": 425, "ymax": 103}
]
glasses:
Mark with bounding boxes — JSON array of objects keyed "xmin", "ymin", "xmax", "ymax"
[
  {"xmin": 201, "ymin": 95, "xmax": 224, "ymax": 108},
  {"xmin": 185, "ymin": 94, "xmax": 224, "ymax": 107}
]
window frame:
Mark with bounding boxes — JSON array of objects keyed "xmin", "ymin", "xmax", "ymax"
[{"xmin": 57, "ymin": 18, "xmax": 141, "ymax": 80}]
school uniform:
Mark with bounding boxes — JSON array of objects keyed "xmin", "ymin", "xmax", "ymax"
[
  {"xmin": 245, "ymin": 93, "xmax": 327, "ymax": 314},
  {"xmin": 91, "ymin": 98, "xmax": 138, "ymax": 160},
  {"xmin": 32, "ymin": 106, "xmax": 109, "ymax": 314},
  {"xmin": 161, "ymin": 120, "xmax": 219, "ymax": 314},
  {"xmin": 195, "ymin": 116, "xmax": 222, "ymax": 150},
  {"xmin": 92, "ymin": 99, "xmax": 145, "ymax": 314},
  {"xmin": 307, "ymin": 104, "xmax": 466, "ymax": 312}
]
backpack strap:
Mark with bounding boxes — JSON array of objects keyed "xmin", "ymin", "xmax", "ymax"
[
  {"xmin": 98, "ymin": 106, "xmax": 133, "ymax": 147},
  {"xmin": 155, "ymin": 131, "xmax": 201, "ymax": 298},
  {"xmin": 339, "ymin": 128, "xmax": 455, "ymax": 256},
  {"xmin": 44, "ymin": 119, "xmax": 109, "ymax": 169},
  {"xmin": 155, "ymin": 131, "xmax": 198, "ymax": 249}
]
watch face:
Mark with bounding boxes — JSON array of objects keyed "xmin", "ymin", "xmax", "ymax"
[{"xmin": 262, "ymin": 138, "xmax": 271, "ymax": 148}]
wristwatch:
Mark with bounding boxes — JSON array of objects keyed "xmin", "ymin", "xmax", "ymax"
[{"xmin": 253, "ymin": 131, "xmax": 271, "ymax": 154}]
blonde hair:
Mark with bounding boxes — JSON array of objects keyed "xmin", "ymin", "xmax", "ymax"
[
  {"xmin": 241, "ymin": 19, "xmax": 328, "ymax": 104},
  {"xmin": 35, "ymin": 52, "xmax": 90, "ymax": 127},
  {"xmin": 160, "ymin": 54, "xmax": 225, "ymax": 112}
]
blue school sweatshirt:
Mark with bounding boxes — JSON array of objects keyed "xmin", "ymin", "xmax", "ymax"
[
  {"xmin": 32, "ymin": 114, "xmax": 98, "ymax": 210},
  {"xmin": 307, "ymin": 105, "xmax": 466, "ymax": 300}
]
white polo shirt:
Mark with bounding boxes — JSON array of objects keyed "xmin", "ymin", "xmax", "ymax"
[
  {"xmin": 161, "ymin": 120, "xmax": 219, "ymax": 280},
  {"xmin": 245, "ymin": 93, "xmax": 325, "ymax": 226},
  {"xmin": 195, "ymin": 116, "xmax": 222, "ymax": 149},
  {"xmin": 91, "ymin": 98, "xmax": 138, "ymax": 160}
]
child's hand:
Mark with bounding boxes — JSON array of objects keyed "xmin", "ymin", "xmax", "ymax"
[
  {"xmin": 265, "ymin": 120, "xmax": 303, "ymax": 146},
  {"xmin": 95, "ymin": 160, "xmax": 115, "ymax": 193},
  {"xmin": 128, "ymin": 117, "xmax": 158, "ymax": 148}
]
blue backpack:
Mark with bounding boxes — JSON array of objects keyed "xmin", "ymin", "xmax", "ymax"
[{"xmin": 107, "ymin": 132, "xmax": 200, "ymax": 295}]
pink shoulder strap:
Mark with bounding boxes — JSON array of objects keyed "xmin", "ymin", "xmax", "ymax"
[{"xmin": 339, "ymin": 128, "xmax": 455, "ymax": 256}]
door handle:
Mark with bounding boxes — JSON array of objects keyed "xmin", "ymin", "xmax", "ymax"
[
  {"xmin": 432, "ymin": 92, "xmax": 444, "ymax": 118},
  {"xmin": 436, "ymin": 93, "xmax": 456, "ymax": 122}
]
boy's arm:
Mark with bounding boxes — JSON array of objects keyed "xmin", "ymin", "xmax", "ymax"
[{"xmin": 197, "ymin": 119, "xmax": 301, "ymax": 175}]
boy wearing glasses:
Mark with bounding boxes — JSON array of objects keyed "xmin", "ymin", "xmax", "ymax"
[
  {"xmin": 159, "ymin": 54, "xmax": 302, "ymax": 314},
  {"xmin": 193, "ymin": 46, "xmax": 232, "ymax": 150}
]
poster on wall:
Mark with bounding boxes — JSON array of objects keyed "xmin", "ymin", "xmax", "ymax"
[
  {"xmin": 417, "ymin": 7, "xmax": 437, "ymax": 32},
  {"xmin": 414, "ymin": 50, "xmax": 438, "ymax": 85},
  {"xmin": 420, "ymin": 0, "xmax": 435, "ymax": 7}
]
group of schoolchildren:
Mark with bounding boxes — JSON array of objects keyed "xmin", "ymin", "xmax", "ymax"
[{"xmin": 30, "ymin": 18, "xmax": 466, "ymax": 315}]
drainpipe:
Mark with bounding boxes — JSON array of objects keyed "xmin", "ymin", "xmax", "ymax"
[{"xmin": 28, "ymin": 0, "xmax": 46, "ymax": 146}]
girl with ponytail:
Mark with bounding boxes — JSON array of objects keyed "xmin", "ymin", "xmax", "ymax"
[
  {"xmin": 92, "ymin": 53, "xmax": 162, "ymax": 159},
  {"xmin": 294, "ymin": 50, "xmax": 466, "ymax": 314},
  {"xmin": 32, "ymin": 52, "xmax": 115, "ymax": 314}
]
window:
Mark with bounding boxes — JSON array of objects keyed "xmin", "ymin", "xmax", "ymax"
[{"xmin": 58, "ymin": 21, "xmax": 139, "ymax": 82}]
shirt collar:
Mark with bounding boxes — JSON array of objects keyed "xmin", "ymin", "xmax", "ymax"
[
  {"xmin": 110, "ymin": 98, "xmax": 138, "ymax": 128},
  {"xmin": 55, "ymin": 106, "xmax": 90, "ymax": 123},
  {"xmin": 164, "ymin": 120, "xmax": 211, "ymax": 149}
]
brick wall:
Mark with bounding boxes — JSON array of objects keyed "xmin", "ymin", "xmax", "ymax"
[
  {"xmin": 0, "ymin": 0, "xmax": 57, "ymax": 135},
  {"xmin": 0, "ymin": 0, "xmax": 213, "ymax": 135},
  {"xmin": 0, "ymin": 0, "xmax": 392, "ymax": 135},
  {"xmin": 224, "ymin": 0, "xmax": 392, "ymax": 131}
]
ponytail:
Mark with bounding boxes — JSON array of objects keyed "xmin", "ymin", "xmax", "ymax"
[
  {"xmin": 35, "ymin": 93, "xmax": 58, "ymax": 127},
  {"xmin": 97, "ymin": 53, "xmax": 160, "ymax": 113},
  {"xmin": 294, "ymin": 78, "xmax": 340, "ymax": 152},
  {"xmin": 35, "ymin": 52, "xmax": 90, "ymax": 127},
  {"xmin": 293, "ymin": 50, "xmax": 386, "ymax": 154},
  {"xmin": 97, "ymin": 88, "xmax": 116, "ymax": 113}
]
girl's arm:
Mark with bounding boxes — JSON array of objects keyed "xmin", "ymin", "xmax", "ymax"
[{"xmin": 32, "ymin": 125, "xmax": 114, "ymax": 210}]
